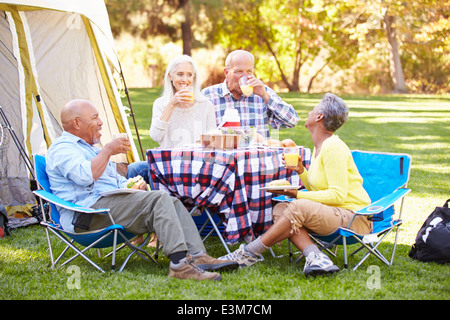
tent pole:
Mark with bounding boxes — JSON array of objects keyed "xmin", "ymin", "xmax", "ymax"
[
  {"xmin": 0, "ymin": 105, "xmax": 35, "ymax": 179},
  {"xmin": 119, "ymin": 66, "xmax": 145, "ymax": 161}
]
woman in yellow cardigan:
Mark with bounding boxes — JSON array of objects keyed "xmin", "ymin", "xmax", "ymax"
[{"xmin": 220, "ymin": 93, "xmax": 371, "ymax": 277}]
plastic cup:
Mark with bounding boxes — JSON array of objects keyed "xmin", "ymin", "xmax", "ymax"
[
  {"xmin": 284, "ymin": 147, "xmax": 299, "ymax": 167},
  {"xmin": 186, "ymin": 86, "xmax": 194, "ymax": 102},
  {"xmin": 239, "ymin": 76, "xmax": 253, "ymax": 97},
  {"xmin": 113, "ymin": 132, "xmax": 128, "ymax": 140}
]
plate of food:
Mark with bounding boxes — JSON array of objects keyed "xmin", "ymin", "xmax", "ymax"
[
  {"xmin": 100, "ymin": 175, "xmax": 147, "ymax": 196},
  {"xmin": 259, "ymin": 179, "xmax": 300, "ymax": 191}
]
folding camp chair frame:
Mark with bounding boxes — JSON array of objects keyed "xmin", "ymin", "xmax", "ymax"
[
  {"xmin": 147, "ymin": 169, "xmax": 233, "ymax": 255},
  {"xmin": 190, "ymin": 205, "xmax": 231, "ymax": 254},
  {"xmin": 33, "ymin": 155, "xmax": 158, "ymax": 273},
  {"xmin": 190, "ymin": 205, "xmax": 279, "ymax": 259},
  {"xmin": 280, "ymin": 151, "xmax": 412, "ymax": 270},
  {"xmin": 289, "ymin": 192, "xmax": 409, "ymax": 270}
]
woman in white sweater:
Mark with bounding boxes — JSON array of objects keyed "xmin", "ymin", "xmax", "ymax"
[
  {"xmin": 127, "ymin": 55, "xmax": 217, "ymax": 182},
  {"xmin": 150, "ymin": 55, "xmax": 217, "ymax": 148}
]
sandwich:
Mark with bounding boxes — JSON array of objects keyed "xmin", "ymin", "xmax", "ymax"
[
  {"xmin": 126, "ymin": 175, "xmax": 145, "ymax": 189},
  {"xmin": 268, "ymin": 179, "xmax": 291, "ymax": 187}
]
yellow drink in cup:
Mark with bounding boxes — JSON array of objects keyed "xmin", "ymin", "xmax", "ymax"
[
  {"xmin": 186, "ymin": 86, "xmax": 194, "ymax": 102},
  {"xmin": 113, "ymin": 132, "xmax": 128, "ymax": 140},
  {"xmin": 239, "ymin": 76, "xmax": 253, "ymax": 97},
  {"xmin": 240, "ymin": 85, "xmax": 253, "ymax": 97},
  {"xmin": 284, "ymin": 147, "xmax": 299, "ymax": 167}
]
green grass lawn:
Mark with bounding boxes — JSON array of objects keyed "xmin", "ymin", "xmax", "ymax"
[{"xmin": 1, "ymin": 89, "xmax": 449, "ymax": 301}]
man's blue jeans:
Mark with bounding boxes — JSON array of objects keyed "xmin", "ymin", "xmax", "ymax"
[{"xmin": 126, "ymin": 161, "xmax": 150, "ymax": 184}]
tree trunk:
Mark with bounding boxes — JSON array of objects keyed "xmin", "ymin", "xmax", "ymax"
[
  {"xmin": 291, "ymin": 45, "xmax": 302, "ymax": 92},
  {"xmin": 307, "ymin": 61, "xmax": 328, "ymax": 93},
  {"xmin": 180, "ymin": 0, "xmax": 192, "ymax": 56},
  {"xmin": 383, "ymin": 11, "xmax": 407, "ymax": 93},
  {"xmin": 262, "ymin": 37, "xmax": 297, "ymax": 91}
]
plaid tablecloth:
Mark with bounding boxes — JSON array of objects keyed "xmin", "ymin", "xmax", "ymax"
[{"xmin": 147, "ymin": 147, "xmax": 311, "ymax": 244}]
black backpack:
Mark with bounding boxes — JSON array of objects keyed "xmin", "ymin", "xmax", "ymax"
[
  {"xmin": 409, "ymin": 199, "xmax": 450, "ymax": 264},
  {"xmin": 0, "ymin": 204, "xmax": 10, "ymax": 238}
]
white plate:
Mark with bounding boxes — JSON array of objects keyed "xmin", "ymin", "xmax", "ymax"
[
  {"xmin": 259, "ymin": 185, "xmax": 300, "ymax": 191},
  {"xmin": 100, "ymin": 188, "xmax": 145, "ymax": 196}
]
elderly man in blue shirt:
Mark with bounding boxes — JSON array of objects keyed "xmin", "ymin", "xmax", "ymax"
[
  {"xmin": 45, "ymin": 99, "xmax": 238, "ymax": 281},
  {"xmin": 202, "ymin": 50, "xmax": 299, "ymax": 140}
]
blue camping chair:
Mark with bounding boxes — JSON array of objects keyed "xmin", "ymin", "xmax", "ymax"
[
  {"xmin": 275, "ymin": 150, "xmax": 411, "ymax": 270},
  {"xmin": 32, "ymin": 154, "xmax": 158, "ymax": 273}
]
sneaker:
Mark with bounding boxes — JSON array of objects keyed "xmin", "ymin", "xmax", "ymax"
[
  {"xmin": 218, "ymin": 244, "xmax": 259, "ymax": 268},
  {"xmin": 193, "ymin": 252, "xmax": 239, "ymax": 272},
  {"xmin": 169, "ymin": 256, "xmax": 222, "ymax": 281},
  {"xmin": 303, "ymin": 252, "xmax": 339, "ymax": 277}
]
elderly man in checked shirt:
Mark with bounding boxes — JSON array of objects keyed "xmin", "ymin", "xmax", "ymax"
[{"xmin": 202, "ymin": 50, "xmax": 299, "ymax": 139}]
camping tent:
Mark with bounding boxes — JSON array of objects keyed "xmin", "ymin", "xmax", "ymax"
[{"xmin": 0, "ymin": 0, "xmax": 141, "ymax": 215}]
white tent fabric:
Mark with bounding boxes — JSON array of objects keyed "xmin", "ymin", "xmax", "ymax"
[{"xmin": 0, "ymin": 0, "xmax": 139, "ymax": 213}]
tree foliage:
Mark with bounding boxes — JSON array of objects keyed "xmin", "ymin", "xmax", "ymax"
[
  {"xmin": 333, "ymin": 0, "xmax": 449, "ymax": 93},
  {"xmin": 105, "ymin": 0, "xmax": 450, "ymax": 93}
]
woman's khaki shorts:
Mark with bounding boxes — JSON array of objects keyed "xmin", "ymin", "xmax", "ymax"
[{"xmin": 273, "ymin": 199, "xmax": 372, "ymax": 236}]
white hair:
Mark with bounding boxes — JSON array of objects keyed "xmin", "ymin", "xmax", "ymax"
[
  {"xmin": 161, "ymin": 54, "xmax": 206, "ymax": 103},
  {"xmin": 225, "ymin": 50, "xmax": 255, "ymax": 69}
]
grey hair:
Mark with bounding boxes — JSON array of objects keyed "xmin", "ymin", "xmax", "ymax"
[
  {"xmin": 225, "ymin": 50, "xmax": 255, "ymax": 69},
  {"xmin": 316, "ymin": 93, "xmax": 349, "ymax": 132},
  {"xmin": 161, "ymin": 54, "xmax": 206, "ymax": 103}
]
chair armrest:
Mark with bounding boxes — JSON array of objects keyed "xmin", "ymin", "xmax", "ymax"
[
  {"xmin": 271, "ymin": 195, "xmax": 294, "ymax": 202},
  {"xmin": 356, "ymin": 188, "xmax": 411, "ymax": 215},
  {"xmin": 273, "ymin": 188, "xmax": 411, "ymax": 217},
  {"xmin": 272, "ymin": 189, "xmax": 307, "ymax": 202},
  {"xmin": 33, "ymin": 189, "xmax": 110, "ymax": 214}
]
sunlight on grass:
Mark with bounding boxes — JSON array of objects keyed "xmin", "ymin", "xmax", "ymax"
[
  {"xmin": 399, "ymin": 136, "xmax": 444, "ymax": 141},
  {"xmin": 415, "ymin": 163, "xmax": 449, "ymax": 173},
  {"xmin": 367, "ymin": 117, "xmax": 445, "ymax": 124},
  {"xmin": 0, "ymin": 245, "xmax": 43, "ymax": 265},
  {"xmin": 396, "ymin": 142, "xmax": 448, "ymax": 151}
]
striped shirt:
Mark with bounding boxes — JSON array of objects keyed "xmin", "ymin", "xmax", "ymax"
[{"xmin": 202, "ymin": 81, "xmax": 299, "ymax": 139}]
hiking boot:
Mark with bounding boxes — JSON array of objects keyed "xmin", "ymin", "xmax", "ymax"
[
  {"xmin": 218, "ymin": 244, "xmax": 259, "ymax": 268},
  {"xmin": 168, "ymin": 255, "xmax": 222, "ymax": 281},
  {"xmin": 192, "ymin": 252, "xmax": 239, "ymax": 272},
  {"xmin": 303, "ymin": 252, "xmax": 339, "ymax": 277}
]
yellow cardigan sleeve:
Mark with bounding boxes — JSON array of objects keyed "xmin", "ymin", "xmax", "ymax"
[{"xmin": 297, "ymin": 145, "xmax": 350, "ymax": 206}]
